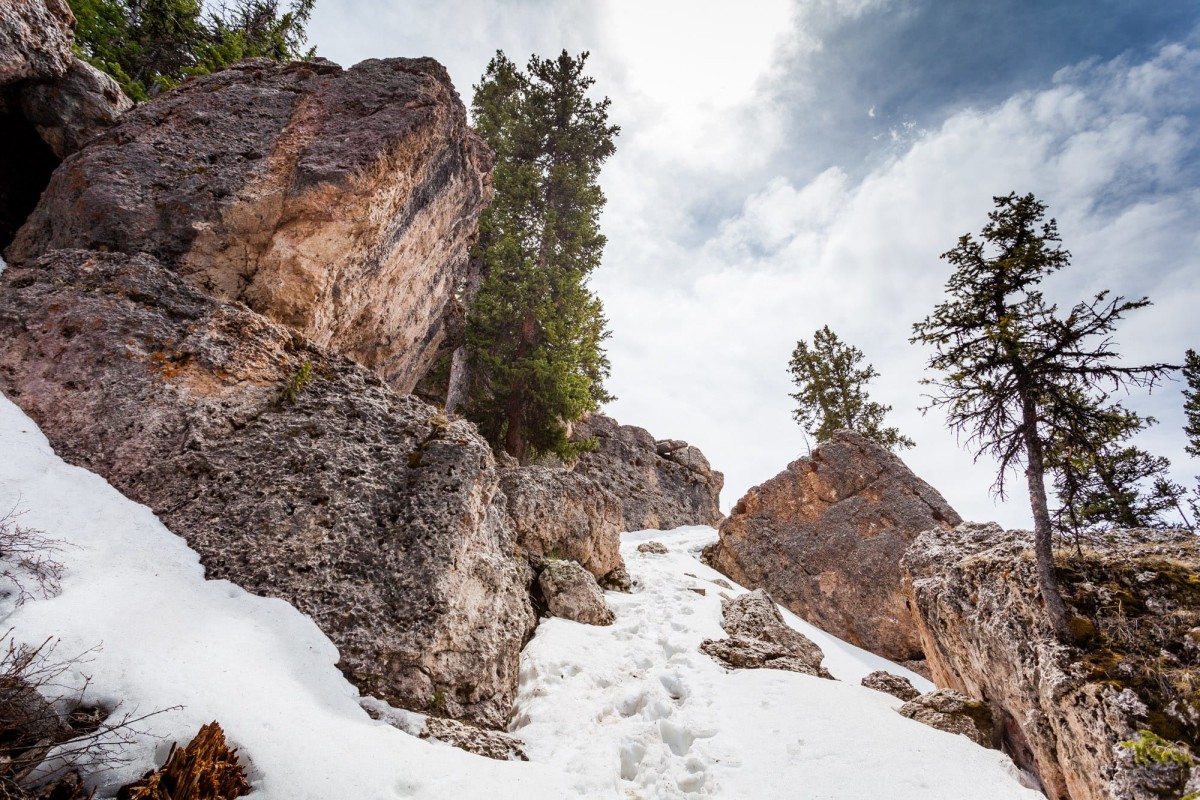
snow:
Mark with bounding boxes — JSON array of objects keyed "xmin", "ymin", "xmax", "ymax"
[
  {"xmin": 512, "ymin": 527, "xmax": 1044, "ymax": 799},
  {"xmin": 0, "ymin": 391, "xmax": 1043, "ymax": 798}
]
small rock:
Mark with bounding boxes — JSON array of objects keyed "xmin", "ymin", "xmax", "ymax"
[
  {"xmin": 861, "ymin": 671, "xmax": 920, "ymax": 701},
  {"xmin": 700, "ymin": 590, "xmax": 833, "ymax": 679},
  {"xmin": 599, "ymin": 562, "xmax": 632, "ymax": 593},
  {"xmin": 637, "ymin": 541, "xmax": 669, "ymax": 555},
  {"xmin": 897, "ymin": 689, "xmax": 994, "ymax": 747},
  {"xmin": 711, "ymin": 578, "xmax": 733, "ymax": 590},
  {"xmin": 422, "ymin": 717, "xmax": 528, "ymax": 762},
  {"xmin": 538, "ymin": 560, "xmax": 615, "ymax": 626},
  {"xmin": 688, "ymin": 587, "xmax": 707, "ymax": 596}
]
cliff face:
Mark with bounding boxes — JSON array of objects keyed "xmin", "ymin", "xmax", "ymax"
[
  {"xmin": 704, "ymin": 431, "xmax": 960, "ymax": 663},
  {"xmin": 903, "ymin": 523, "xmax": 1200, "ymax": 800},
  {"xmin": 7, "ymin": 56, "xmax": 491, "ymax": 394},
  {"xmin": 0, "ymin": 249, "xmax": 534, "ymax": 728},
  {"xmin": 571, "ymin": 413, "xmax": 723, "ymax": 530}
]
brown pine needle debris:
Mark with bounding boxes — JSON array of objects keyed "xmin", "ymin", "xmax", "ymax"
[{"xmin": 118, "ymin": 722, "xmax": 249, "ymax": 800}]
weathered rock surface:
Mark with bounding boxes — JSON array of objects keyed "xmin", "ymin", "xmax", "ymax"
[
  {"xmin": 572, "ymin": 414, "xmax": 723, "ymax": 530},
  {"xmin": 903, "ymin": 522, "xmax": 1200, "ymax": 800},
  {"xmin": 704, "ymin": 431, "xmax": 961, "ymax": 662},
  {"xmin": 536, "ymin": 559, "xmax": 615, "ymax": 626},
  {"xmin": 421, "ymin": 717, "xmax": 528, "ymax": 762},
  {"xmin": 700, "ymin": 590, "xmax": 833, "ymax": 679},
  {"xmin": 897, "ymin": 689, "xmax": 994, "ymax": 748},
  {"xmin": 0, "ymin": 0, "xmax": 74, "ymax": 88},
  {"xmin": 8, "ymin": 56, "xmax": 492, "ymax": 395},
  {"xmin": 0, "ymin": 250, "xmax": 533, "ymax": 727},
  {"xmin": 861, "ymin": 670, "xmax": 920, "ymax": 702},
  {"xmin": 636, "ymin": 541, "xmax": 669, "ymax": 555},
  {"xmin": 499, "ymin": 466, "xmax": 626, "ymax": 587},
  {"xmin": 17, "ymin": 58, "xmax": 132, "ymax": 159}
]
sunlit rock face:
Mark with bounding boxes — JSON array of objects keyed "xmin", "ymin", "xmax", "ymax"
[
  {"xmin": 705, "ymin": 430, "xmax": 960, "ymax": 663},
  {"xmin": 903, "ymin": 522, "xmax": 1200, "ymax": 800},
  {"xmin": 0, "ymin": 249, "xmax": 534, "ymax": 729},
  {"xmin": 8, "ymin": 56, "xmax": 492, "ymax": 394}
]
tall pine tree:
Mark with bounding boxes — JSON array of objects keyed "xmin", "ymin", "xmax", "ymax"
[{"xmin": 463, "ymin": 51, "xmax": 618, "ymax": 463}]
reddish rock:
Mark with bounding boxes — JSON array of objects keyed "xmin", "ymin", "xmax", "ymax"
[
  {"xmin": 0, "ymin": 0, "xmax": 74, "ymax": 88},
  {"xmin": 704, "ymin": 431, "xmax": 960, "ymax": 662}
]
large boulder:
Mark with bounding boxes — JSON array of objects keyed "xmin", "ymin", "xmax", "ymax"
[
  {"xmin": 703, "ymin": 431, "xmax": 960, "ymax": 662},
  {"xmin": 0, "ymin": 250, "xmax": 534, "ymax": 728},
  {"xmin": 897, "ymin": 689, "xmax": 994, "ymax": 748},
  {"xmin": 903, "ymin": 522, "xmax": 1200, "ymax": 800},
  {"xmin": 536, "ymin": 559, "xmax": 615, "ymax": 627},
  {"xmin": 0, "ymin": 0, "xmax": 75, "ymax": 88},
  {"xmin": 17, "ymin": 58, "xmax": 132, "ymax": 159},
  {"xmin": 498, "ymin": 465, "xmax": 626, "ymax": 587},
  {"xmin": 7, "ymin": 56, "xmax": 492, "ymax": 395},
  {"xmin": 700, "ymin": 589, "xmax": 833, "ymax": 679},
  {"xmin": 571, "ymin": 413, "xmax": 723, "ymax": 530}
]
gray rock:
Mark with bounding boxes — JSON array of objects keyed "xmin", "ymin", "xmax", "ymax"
[
  {"xmin": 499, "ymin": 465, "xmax": 626, "ymax": 586},
  {"xmin": 18, "ymin": 58, "xmax": 132, "ymax": 158},
  {"xmin": 7, "ymin": 56, "xmax": 492, "ymax": 396},
  {"xmin": 897, "ymin": 689, "xmax": 994, "ymax": 748},
  {"xmin": 0, "ymin": 250, "xmax": 533, "ymax": 728},
  {"xmin": 636, "ymin": 541, "xmax": 669, "ymax": 555},
  {"xmin": 421, "ymin": 717, "xmax": 528, "ymax": 762},
  {"xmin": 537, "ymin": 559, "xmax": 615, "ymax": 626},
  {"xmin": 0, "ymin": 0, "xmax": 74, "ymax": 88},
  {"xmin": 704, "ymin": 431, "xmax": 961, "ymax": 662},
  {"xmin": 902, "ymin": 522, "xmax": 1200, "ymax": 800},
  {"xmin": 861, "ymin": 670, "xmax": 920, "ymax": 702},
  {"xmin": 700, "ymin": 590, "xmax": 833, "ymax": 679},
  {"xmin": 572, "ymin": 414, "xmax": 723, "ymax": 530}
]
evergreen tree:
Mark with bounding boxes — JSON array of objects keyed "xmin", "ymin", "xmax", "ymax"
[
  {"xmin": 911, "ymin": 192, "xmax": 1175, "ymax": 639},
  {"xmin": 463, "ymin": 51, "xmax": 618, "ymax": 463},
  {"xmin": 68, "ymin": 0, "xmax": 314, "ymax": 102},
  {"xmin": 1184, "ymin": 349, "xmax": 1200, "ymax": 522},
  {"xmin": 788, "ymin": 325, "xmax": 913, "ymax": 450}
]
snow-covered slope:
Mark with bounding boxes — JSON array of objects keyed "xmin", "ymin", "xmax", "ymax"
[{"xmin": 0, "ymin": 392, "xmax": 1041, "ymax": 798}]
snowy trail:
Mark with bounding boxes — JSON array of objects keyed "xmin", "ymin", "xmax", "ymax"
[
  {"xmin": 0, "ymin": 394, "xmax": 568, "ymax": 799},
  {"xmin": 512, "ymin": 528, "xmax": 1044, "ymax": 799}
]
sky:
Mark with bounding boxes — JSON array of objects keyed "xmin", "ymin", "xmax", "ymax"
[{"xmin": 308, "ymin": 0, "xmax": 1200, "ymax": 527}]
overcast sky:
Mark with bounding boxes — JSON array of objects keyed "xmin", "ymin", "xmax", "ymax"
[{"xmin": 309, "ymin": 1, "xmax": 1200, "ymax": 527}]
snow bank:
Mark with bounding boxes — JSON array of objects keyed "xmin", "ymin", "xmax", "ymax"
[
  {"xmin": 512, "ymin": 527, "xmax": 1044, "ymax": 799},
  {"xmin": 0, "ymin": 394, "xmax": 567, "ymax": 799}
]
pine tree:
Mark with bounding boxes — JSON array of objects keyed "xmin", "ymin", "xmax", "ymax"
[
  {"xmin": 788, "ymin": 325, "xmax": 913, "ymax": 450},
  {"xmin": 463, "ymin": 51, "xmax": 618, "ymax": 463},
  {"xmin": 1184, "ymin": 349, "xmax": 1200, "ymax": 523},
  {"xmin": 911, "ymin": 192, "xmax": 1175, "ymax": 639}
]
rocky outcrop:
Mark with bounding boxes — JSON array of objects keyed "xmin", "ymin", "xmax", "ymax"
[
  {"xmin": 700, "ymin": 590, "xmax": 833, "ymax": 679},
  {"xmin": 421, "ymin": 717, "xmax": 529, "ymax": 762},
  {"xmin": 897, "ymin": 689, "xmax": 994, "ymax": 748},
  {"xmin": 861, "ymin": 670, "xmax": 920, "ymax": 702},
  {"xmin": 0, "ymin": 250, "xmax": 533, "ymax": 728},
  {"xmin": 7, "ymin": 56, "xmax": 492, "ymax": 395},
  {"xmin": 499, "ymin": 466, "xmax": 626, "ymax": 587},
  {"xmin": 536, "ymin": 559, "xmax": 615, "ymax": 626},
  {"xmin": 571, "ymin": 414, "xmax": 723, "ymax": 530},
  {"xmin": 16, "ymin": 58, "xmax": 132, "ymax": 159},
  {"xmin": 903, "ymin": 522, "xmax": 1200, "ymax": 800},
  {"xmin": 703, "ymin": 431, "xmax": 961, "ymax": 662},
  {"xmin": 0, "ymin": 0, "xmax": 75, "ymax": 87}
]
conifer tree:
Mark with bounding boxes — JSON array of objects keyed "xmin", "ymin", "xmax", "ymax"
[
  {"xmin": 1184, "ymin": 349, "xmax": 1200, "ymax": 522},
  {"xmin": 912, "ymin": 192, "xmax": 1175, "ymax": 639},
  {"xmin": 788, "ymin": 325, "xmax": 913, "ymax": 450},
  {"xmin": 463, "ymin": 51, "xmax": 618, "ymax": 463}
]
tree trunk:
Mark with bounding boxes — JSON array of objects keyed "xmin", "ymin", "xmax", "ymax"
[
  {"xmin": 1020, "ymin": 394, "xmax": 1073, "ymax": 640},
  {"xmin": 504, "ymin": 392, "xmax": 525, "ymax": 464},
  {"xmin": 445, "ymin": 346, "xmax": 469, "ymax": 414}
]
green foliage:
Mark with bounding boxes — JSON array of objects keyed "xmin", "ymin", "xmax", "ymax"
[
  {"xmin": 1185, "ymin": 349, "xmax": 1200, "ymax": 524},
  {"xmin": 1048, "ymin": 400, "xmax": 1190, "ymax": 534},
  {"xmin": 911, "ymin": 192, "xmax": 1175, "ymax": 638},
  {"xmin": 68, "ymin": 0, "xmax": 315, "ymax": 102},
  {"xmin": 788, "ymin": 325, "xmax": 913, "ymax": 451},
  {"xmin": 1119, "ymin": 730, "xmax": 1193, "ymax": 767},
  {"xmin": 277, "ymin": 360, "xmax": 311, "ymax": 404},
  {"xmin": 463, "ymin": 50, "xmax": 618, "ymax": 463}
]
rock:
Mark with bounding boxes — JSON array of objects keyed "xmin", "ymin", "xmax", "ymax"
[
  {"xmin": 636, "ymin": 541, "xmax": 669, "ymax": 555},
  {"xmin": 704, "ymin": 431, "xmax": 961, "ymax": 662},
  {"xmin": 536, "ymin": 559, "xmax": 615, "ymax": 626},
  {"xmin": 0, "ymin": 0, "xmax": 74, "ymax": 88},
  {"xmin": 700, "ymin": 590, "xmax": 833, "ymax": 679},
  {"xmin": 421, "ymin": 717, "xmax": 528, "ymax": 762},
  {"xmin": 861, "ymin": 671, "xmax": 920, "ymax": 702},
  {"xmin": 8, "ymin": 56, "xmax": 492, "ymax": 396},
  {"xmin": 498, "ymin": 465, "xmax": 626, "ymax": 586},
  {"xmin": 897, "ymin": 689, "xmax": 994, "ymax": 748},
  {"xmin": 903, "ymin": 522, "xmax": 1200, "ymax": 800},
  {"xmin": 0, "ymin": 250, "xmax": 533, "ymax": 728},
  {"xmin": 18, "ymin": 58, "xmax": 132, "ymax": 159},
  {"xmin": 571, "ymin": 413, "xmax": 723, "ymax": 530}
]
